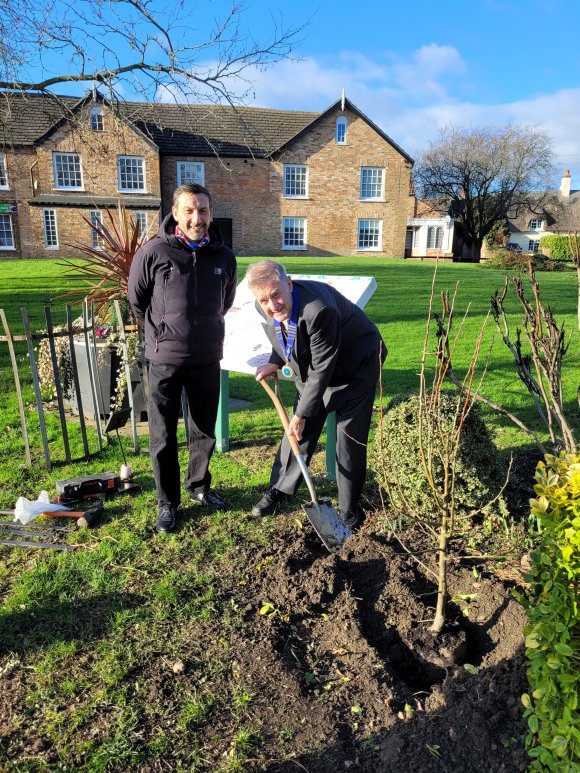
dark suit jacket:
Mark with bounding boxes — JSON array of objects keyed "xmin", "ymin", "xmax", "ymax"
[{"xmin": 258, "ymin": 280, "xmax": 386, "ymax": 418}]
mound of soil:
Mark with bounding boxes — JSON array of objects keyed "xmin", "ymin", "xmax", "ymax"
[{"xmin": 231, "ymin": 516, "xmax": 528, "ymax": 771}]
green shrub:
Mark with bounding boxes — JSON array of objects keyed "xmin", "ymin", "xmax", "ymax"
[
  {"xmin": 370, "ymin": 391, "xmax": 509, "ymax": 525},
  {"xmin": 518, "ymin": 452, "xmax": 580, "ymax": 771},
  {"xmin": 483, "ymin": 247, "xmax": 572, "ymax": 272},
  {"xmin": 539, "ymin": 234, "xmax": 574, "ymax": 261}
]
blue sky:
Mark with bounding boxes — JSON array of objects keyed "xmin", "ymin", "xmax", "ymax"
[
  {"xmin": 35, "ymin": 0, "xmax": 580, "ymax": 184},
  {"xmin": 230, "ymin": 0, "xmax": 580, "ymax": 184}
]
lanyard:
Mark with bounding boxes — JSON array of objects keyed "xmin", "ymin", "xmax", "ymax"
[{"xmin": 273, "ymin": 285, "xmax": 299, "ymax": 364}]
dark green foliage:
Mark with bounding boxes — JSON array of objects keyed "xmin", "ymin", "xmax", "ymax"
[
  {"xmin": 371, "ymin": 391, "xmax": 509, "ymax": 524},
  {"xmin": 484, "ymin": 219, "xmax": 510, "ymax": 247},
  {"xmin": 483, "ymin": 248, "xmax": 573, "ymax": 272},
  {"xmin": 539, "ymin": 234, "xmax": 575, "ymax": 261}
]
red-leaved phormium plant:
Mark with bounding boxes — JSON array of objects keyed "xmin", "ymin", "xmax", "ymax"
[{"xmin": 59, "ymin": 202, "xmax": 150, "ymax": 315}]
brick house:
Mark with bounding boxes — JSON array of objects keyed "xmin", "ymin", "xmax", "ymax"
[
  {"xmin": 0, "ymin": 91, "xmax": 414, "ymax": 258},
  {"xmin": 0, "ymin": 92, "xmax": 162, "ymax": 258}
]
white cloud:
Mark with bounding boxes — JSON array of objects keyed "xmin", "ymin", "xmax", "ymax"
[
  {"xmin": 391, "ymin": 44, "xmax": 467, "ymax": 99},
  {"xmin": 246, "ymin": 52, "xmax": 580, "ymax": 180},
  {"xmin": 158, "ymin": 44, "xmax": 580, "ymax": 181},
  {"xmin": 245, "ymin": 44, "xmax": 467, "ymax": 108}
]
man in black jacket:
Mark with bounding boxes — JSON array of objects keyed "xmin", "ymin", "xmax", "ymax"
[
  {"xmin": 247, "ymin": 260, "xmax": 386, "ymax": 529},
  {"xmin": 128, "ymin": 184, "xmax": 237, "ymax": 532}
]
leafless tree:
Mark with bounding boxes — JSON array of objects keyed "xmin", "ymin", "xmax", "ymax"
[
  {"xmin": 491, "ymin": 268, "xmax": 578, "ymax": 453},
  {"xmin": 0, "ymin": 0, "xmax": 305, "ymax": 106},
  {"xmin": 415, "ymin": 124, "xmax": 556, "ymax": 261}
]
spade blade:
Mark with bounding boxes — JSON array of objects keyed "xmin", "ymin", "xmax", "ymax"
[{"xmin": 302, "ymin": 499, "xmax": 352, "ymax": 553}]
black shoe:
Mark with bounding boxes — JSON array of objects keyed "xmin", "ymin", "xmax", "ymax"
[
  {"xmin": 156, "ymin": 506, "xmax": 176, "ymax": 533},
  {"xmin": 340, "ymin": 506, "xmax": 364, "ymax": 531},
  {"xmin": 190, "ymin": 489, "xmax": 227, "ymax": 511},
  {"xmin": 251, "ymin": 487, "xmax": 288, "ymax": 516}
]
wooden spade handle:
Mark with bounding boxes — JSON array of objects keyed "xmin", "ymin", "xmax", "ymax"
[{"xmin": 259, "ymin": 377, "xmax": 301, "ymax": 457}]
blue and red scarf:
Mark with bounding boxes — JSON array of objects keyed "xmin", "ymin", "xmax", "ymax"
[{"xmin": 175, "ymin": 226, "xmax": 210, "ymax": 251}]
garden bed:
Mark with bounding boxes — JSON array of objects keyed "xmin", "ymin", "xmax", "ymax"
[{"xmin": 0, "ymin": 512, "xmax": 529, "ymax": 772}]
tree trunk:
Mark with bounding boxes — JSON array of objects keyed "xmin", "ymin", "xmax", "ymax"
[{"xmin": 431, "ymin": 485, "xmax": 449, "ymax": 635}]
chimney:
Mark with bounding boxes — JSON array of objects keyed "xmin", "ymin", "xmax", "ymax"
[{"xmin": 560, "ymin": 169, "xmax": 571, "ymax": 198}]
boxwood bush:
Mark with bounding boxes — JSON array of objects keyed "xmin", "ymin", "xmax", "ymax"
[
  {"xmin": 370, "ymin": 391, "xmax": 509, "ymax": 525},
  {"xmin": 519, "ymin": 452, "xmax": 580, "ymax": 770}
]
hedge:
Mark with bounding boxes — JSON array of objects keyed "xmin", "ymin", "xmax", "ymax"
[{"xmin": 519, "ymin": 452, "xmax": 580, "ymax": 771}]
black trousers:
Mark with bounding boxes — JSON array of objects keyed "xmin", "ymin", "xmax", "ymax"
[
  {"xmin": 147, "ymin": 360, "xmax": 220, "ymax": 508},
  {"xmin": 269, "ymin": 352, "xmax": 381, "ymax": 514}
]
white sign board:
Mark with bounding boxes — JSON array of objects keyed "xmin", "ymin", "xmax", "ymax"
[{"xmin": 221, "ymin": 274, "xmax": 377, "ymax": 375}]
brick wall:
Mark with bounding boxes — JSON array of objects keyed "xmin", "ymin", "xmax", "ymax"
[
  {"xmin": 161, "ymin": 106, "xmax": 412, "ymax": 257},
  {"xmin": 0, "ymin": 146, "xmax": 36, "ymax": 257},
  {"xmin": 2, "ymin": 102, "xmax": 412, "ymax": 259},
  {"xmin": 0, "ymin": 103, "xmax": 161, "ymax": 259},
  {"xmin": 272, "ymin": 106, "xmax": 413, "ymax": 257},
  {"xmin": 160, "ymin": 155, "xmax": 275, "ymax": 255}
]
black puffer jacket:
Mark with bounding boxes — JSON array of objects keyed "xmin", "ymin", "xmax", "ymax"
[{"xmin": 128, "ymin": 214, "xmax": 237, "ymax": 365}]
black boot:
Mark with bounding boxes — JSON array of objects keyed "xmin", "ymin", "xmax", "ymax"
[
  {"xmin": 339, "ymin": 504, "xmax": 365, "ymax": 530},
  {"xmin": 251, "ymin": 487, "xmax": 288, "ymax": 516}
]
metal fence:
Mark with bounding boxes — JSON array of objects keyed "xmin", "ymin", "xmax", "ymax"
[{"xmin": 0, "ymin": 299, "xmax": 143, "ymax": 470}]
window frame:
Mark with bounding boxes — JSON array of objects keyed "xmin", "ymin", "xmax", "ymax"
[
  {"xmin": 528, "ymin": 239, "xmax": 540, "ymax": 252},
  {"xmin": 43, "ymin": 208, "xmax": 59, "ymax": 249},
  {"xmin": 117, "ymin": 156, "xmax": 146, "ymax": 193},
  {"xmin": 360, "ymin": 167, "xmax": 384, "ymax": 201},
  {"xmin": 528, "ymin": 218, "xmax": 544, "ymax": 230},
  {"xmin": 176, "ymin": 161, "xmax": 205, "ymax": 186},
  {"xmin": 53, "ymin": 152, "xmax": 84, "ymax": 190},
  {"xmin": 89, "ymin": 209, "xmax": 104, "ymax": 250},
  {"xmin": 336, "ymin": 116, "xmax": 347, "ymax": 145},
  {"xmin": 0, "ymin": 213, "xmax": 15, "ymax": 250},
  {"xmin": 357, "ymin": 218, "xmax": 382, "ymax": 251},
  {"xmin": 90, "ymin": 107, "xmax": 104, "ymax": 131},
  {"xmin": 133, "ymin": 211, "xmax": 148, "ymax": 240},
  {"xmin": 0, "ymin": 151, "xmax": 8, "ymax": 189},
  {"xmin": 283, "ymin": 164, "xmax": 308, "ymax": 198},
  {"xmin": 282, "ymin": 216, "xmax": 307, "ymax": 250},
  {"xmin": 427, "ymin": 225, "xmax": 443, "ymax": 249}
]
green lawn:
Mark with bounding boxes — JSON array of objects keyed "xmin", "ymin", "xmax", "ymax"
[
  {"xmin": 0, "ymin": 256, "xmax": 578, "ymax": 480},
  {"xmin": 0, "ymin": 256, "xmax": 577, "ymax": 771}
]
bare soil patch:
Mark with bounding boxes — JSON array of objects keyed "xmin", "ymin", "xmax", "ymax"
[
  {"xmin": 0, "ymin": 514, "xmax": 528, "ymax": 772},
  {"xmin": 226, "ymin": 516, "xmax": 528, "ymax": 771}
]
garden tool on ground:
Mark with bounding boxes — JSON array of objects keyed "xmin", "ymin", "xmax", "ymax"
[
  {"xmin": 0, "ymin": 502, "xmax": 104, "ymax": 529},
  {"xmin": 259, "ymin": 378, "xmax": 351, "ymax": 552}
]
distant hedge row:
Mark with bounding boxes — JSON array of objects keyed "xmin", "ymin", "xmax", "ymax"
[{"xmin": 539, "ymin": 235, "xmax": 577, "ymax": 260}]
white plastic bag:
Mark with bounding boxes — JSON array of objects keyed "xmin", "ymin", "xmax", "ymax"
[{"xmin": 14, "ymin": 490, "xmax": 70, "ymax": 525}]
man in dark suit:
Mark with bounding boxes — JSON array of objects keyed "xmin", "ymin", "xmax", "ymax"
[{"xmin": 247, "ymin": 260, "xmax": 386, "ymax": 529}]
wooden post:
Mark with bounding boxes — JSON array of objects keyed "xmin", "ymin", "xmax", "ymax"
[
  {"xmin": 114, "ymin": 300, "xmax": 139, "ymax": 453},
  {"xmin": 66, "ymin": 304, "xmax": 90, "ymax": 460},
  {"xmin": 21, "ymin": 308, "xmax": 51, "ymax": 470},
  {"xmin": 44, "ymin": 306, "xmax": 71, "ymax": 463},
  {"xmin": 0, "ymin": 309, "xmax": 31, "ymax": 466}
]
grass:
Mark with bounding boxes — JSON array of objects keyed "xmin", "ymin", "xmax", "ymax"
[{"xmin": 0, "ymin": 256, "xmax": 578, "ymax": 770}]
